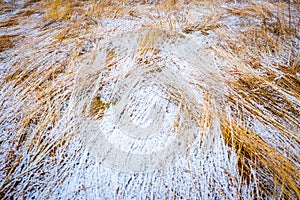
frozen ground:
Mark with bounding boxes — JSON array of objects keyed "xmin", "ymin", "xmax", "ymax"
[{"xmin": 0, "ymin": 0, "xmax": 299, "ymax": 199}]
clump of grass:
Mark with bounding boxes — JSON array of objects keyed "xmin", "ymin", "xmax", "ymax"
[
  {"xmin": 55, "ymin": 26, "xmax": 78, "ymax": 42},
  {"xmin": 45, "ymin": 0, "xmax": 73, "ymax": 20},
  {"xmin": 85, "ymin": 0, "xmax": 127, "ymax": 19},
  {"xmin": 159, "ymin": 0, "xmax": 179, "ymax": 10},
  {"xmin": 0, "ymin": 34, "xmax": 17, "ymax": 52},
  {"xmin": 183, "ymin": 11, "xmax": 222, "ymax": 34},
  {"xmin": 88, "ymin": 97, "xmax": 110, "ymax": 120},
  {"xmin": 138, "ymin": 28, "xmax": 166, "ymax": 55},
  {"xmin": 211, "ymin": 1, "xmax": 300, "ymax": 198},
  {"xmin": 0, "ymin": 18, "xmax": 18, "ymax": 27},
  {"xmin": 22, "ymin": 0, "xmax": 42, "ymax": 8},
  {"xmin": 222, "ymin": 121, "xmax": 300, "ymax": 199}
]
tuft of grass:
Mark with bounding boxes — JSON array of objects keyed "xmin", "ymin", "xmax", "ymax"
[
  {"xmin": 45, "ymin": 0, "xmax": 73, "ymax": 21},
  {"xmin": 88, "ymin": 97, "xmax": 110, "ymax": 120},
  {"xmin": 85, "ymin": 0, "xmax": 127, "ymax": 19},
  {"xmin": 0, "ymin": 34, "xmax": 17, "ymax": 52},
  {"xmin": 138, "ymin": 28, "xmax": 166, "ymax": 55},
  {"xmin": 0, "ymin": 18, "xmax": 18, "ymax": 28},
  {"xmin": 210, "ymin": 1, "xmax": 300, "ymax": 198},
  {"xmin": 182, "ymin": 6, "xmax": 223, "ymax": 35},
  {"xmin": 222, "ymin": 121, "xmax": 300, "ymax": 199}
]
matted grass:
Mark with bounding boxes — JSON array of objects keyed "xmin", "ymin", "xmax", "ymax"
[{"xmin": 0, "ymin": 0, "xmax": 299, "ymax": 199}]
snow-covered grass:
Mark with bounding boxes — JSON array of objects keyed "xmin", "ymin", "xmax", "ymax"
[{"xmin": 0, "ymin": 0, "xmax": 299, "ymax": 199}]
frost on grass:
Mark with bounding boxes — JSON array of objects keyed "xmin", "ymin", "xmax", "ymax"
[
  {"xmin": 73, "ymin": 31, "xmax": 226, "ymax": 173},
  {"xmin": 0, "ymin": 0, "xmax": 299, "ymax": 199}
]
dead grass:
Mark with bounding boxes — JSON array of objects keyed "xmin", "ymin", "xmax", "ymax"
[
  {"xmin": 0, "ymin": 18, "xmax": 18, "ymax": 28},
  {"xmin": 85, "ymin": 0, "xmax": 123, "ymax": 19},
  {"xmin": 0, "ymin": 0, "xmax": 299, "ymax": 199},
  {"xmin": 138, "ymin": 28, "xmax": 167, "ymax": 55},
  {"xmin": 183, "ymin": 10, "xmax": 223, "ymax": 34},
  {"xmin": 88, "ymin": 97, "xmax": 110, "ymax": 119},
  {"xmin": 0, "ymin": 34, "xmax": 18, "ymax": 52},
  {"xmin": 212, "ymin": 1, "xmax": 300, "ymax": 198},
  {"xmin": 222, "ymin": 121, "xmax": 300, "ymax": 199},
  {"xmin": 45, "ymin": 0, "xmax": 73, "ymax": 20}
]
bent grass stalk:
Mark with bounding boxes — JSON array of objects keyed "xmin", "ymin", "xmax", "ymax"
[{"xmin": 0, "ymin": 0, "xmax": 299, "ymax": 199}]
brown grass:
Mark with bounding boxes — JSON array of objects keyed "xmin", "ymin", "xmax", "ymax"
[
  {"xmin": 88, "ymin": 97, "xmax": 110, "ymax": 119},
  {"xmin": 0, "ymin": 34, "xmax": 18, "ymax": 52},
  {"xmin": 138, "ymin": 28, "xmax": 166, "ymax": 55},
  {"xmin": 0, "ymin": 0, "xmax": 299, "ymax": 199},
  {"xmin": 222, "ymin": 121, "xmax": 300, "ymax": 199},
  {"xmin": 0, "ymin": 18, "xmax": 18, "ymax": 27},
  {"xmin": 45, "ymin": 0, "xmax": 73, "ymax": 20},
  {"xmin": 204, "ymin": 1, "xmax": 300, "ymax": 198}
]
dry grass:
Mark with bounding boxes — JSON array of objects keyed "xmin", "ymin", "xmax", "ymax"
[
  {"xmin": 138, "ymin": 28, "xmax": 168, "ymax": 55},
  {"xmin": 212, "ymin": 1, "xmax": 300, "ymax": 198},
  {"xmin": 0, "ymin": 34, "xmax": 18, "ymax": 52},
  {"xmin": 88, "ymin": 97, "xmax": 110, "ymax": 119},
  {"xmin": 0, "ymin": 18, "xmax": 18, "ymax": 28},
  {"xmin": 0, "ymin": 0, "xmax": 299, "ymax": 199},
  {"xmin": 44, "ymin": 0, "xmax": 73, "ymax": 20},
  {"xmin": 222, "ymin": 121, "xmax": 300, "ymax": 199}
]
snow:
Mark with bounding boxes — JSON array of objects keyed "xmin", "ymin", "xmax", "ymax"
[{"xmin": 0, "ymin": 0, "xmax": 299, "ymax": 199}]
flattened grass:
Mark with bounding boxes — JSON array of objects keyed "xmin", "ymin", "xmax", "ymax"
[{"xmin": 0, "ymin": 0, "xmax": 299, "ymax": 199}]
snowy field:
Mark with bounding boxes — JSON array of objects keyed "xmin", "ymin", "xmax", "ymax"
[{"xmin": 0, "ymin": 0, "xmax": 299, "ymax": 199}]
